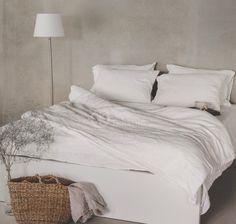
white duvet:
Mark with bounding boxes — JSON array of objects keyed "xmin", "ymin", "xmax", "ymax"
[{"xmin": 21, "ymin": 88, "xmax": 235, "ymax": 214}]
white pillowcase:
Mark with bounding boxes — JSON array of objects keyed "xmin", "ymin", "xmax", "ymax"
[
  {"xmin": 69, "ymin": 85, "xmax": 92, "ymax": 103},
  {"xmin": 153, "ymin": 73, "xmax": 227, "ymax": 111},
  {"xmin": 69, "ymin": 85, "xmax": 111, "ymax": 108},
  {"xmin": 91, "ymin": 68, "xmax": 159, "ymax": 103},
  {"xmin": 167, "ymin": 64, "xmax": 235, "ymax": 106},
  {"xmin": 93, "ymin": 62, "xmax": 156, "ymax": 81}
]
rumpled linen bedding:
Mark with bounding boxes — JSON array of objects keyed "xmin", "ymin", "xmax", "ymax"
[
  {"xmin": 68, "ymin": 182, "xmax": 107, "ymax": 223},
  {"xmin": 219, "ymin": 105, "xmax": 236, "ymax": 151},
  {"xmin": 19, "ymin": 88, "xmax": 235, "ymax": 214}
]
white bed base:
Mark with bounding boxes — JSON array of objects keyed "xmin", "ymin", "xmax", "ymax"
[{"xmin": 0, "ymin": 160, "xmax": 201, "ymax": 224}]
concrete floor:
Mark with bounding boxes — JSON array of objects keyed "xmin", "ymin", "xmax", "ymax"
[
  {"xmin": 1, "ymin": 162, "xmax": 236, "ymax": 224},
  {"xmin": 201, "ymin": 162, "xmax": 236, "ymax": 224},
  {"xmin": 0, "ymin": 206, "xmax": 136, "ymax": 224}
]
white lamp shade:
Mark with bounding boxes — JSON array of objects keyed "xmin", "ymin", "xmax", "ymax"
[{"xmin": 34, "ymin": 13, "xmax": 64, "ymax": 37}]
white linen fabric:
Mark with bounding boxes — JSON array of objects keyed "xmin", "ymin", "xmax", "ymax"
[
  {"xmin": 91, "ymin": 69, "xmax": 159, "ymax": 103},
  {"xmin": 19, "ymin": 87, "xmax": 235, "ymax": 214},
  {"xmin": 69, "ymin": 85, "xmax": 108, "ymax": 106},
  {"xmin": 93, "ymin": 63, "xmax": 156, "ymax": 81},
  {"xmin": 167, "ymin": 64, "xmax": 235, "ymax": 106},
  {"xmin": 218, "ymin": 105, "xmax": 236, "ymax": 151},
  {"xmin": 68, "ymin": 182, "xmax": 107, "ymax": 223},
  {"xmin": 113, "ymin": 101, "xmax": 236, "ymax": 151},
  {"xmin": 153, "ymin": 73, "xmax": 226, "ymax": 111}
]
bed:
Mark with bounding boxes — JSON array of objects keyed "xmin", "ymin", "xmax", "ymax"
[
  {"xmin": 1, "ymin": 64, "xmax": 236, "ymax": 224},
  {"xmin": 0, "ymin": 89, "xmax": 235, "ymax": 224}
]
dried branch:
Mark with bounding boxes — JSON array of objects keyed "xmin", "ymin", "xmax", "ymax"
[{"xmin": 0, "ymin": 113, "xmax": 54, "ymax": 181}]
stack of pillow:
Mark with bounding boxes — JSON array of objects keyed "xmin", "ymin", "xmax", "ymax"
[
  {"xmin": 154, "ymin": 64, "xmax": 235, "ymax": 112},
  {"xmin": 70, "ymin": 62, "xmax": 235, "ymax": 114},
  {"xmin": 91, "ymin": 63, "xmax": 158, "ymax": 103}
]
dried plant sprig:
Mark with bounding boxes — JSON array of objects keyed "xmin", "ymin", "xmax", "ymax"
[{"xmin": 0, "ymin": 113, "xmax": 54, "ymax": 181}]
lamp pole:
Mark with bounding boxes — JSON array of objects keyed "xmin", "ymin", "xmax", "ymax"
[
  {"xmin": 49, "ymin": 37, "xmax": 54, "ymax": 105},
  {"xmin": 34, "ymin": 13, "xmax": 64, "ymax": 106}
]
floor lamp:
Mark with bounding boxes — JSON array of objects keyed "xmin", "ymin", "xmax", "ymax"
[{"xmin": 34, "ymin": 13, "xmax": 65, "ymax": 105}]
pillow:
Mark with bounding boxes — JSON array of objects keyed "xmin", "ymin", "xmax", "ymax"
[
  {"xmin": 69, "ymin": 85, "xmax": 111, "ymax": 108},
  {"xmin": 91, "ymin": 68, "xmax": 159, "ymax": 103},
  {"xmin": 93, "ymin": 62, "xmax": 157, "ymax": 81},
  {"xmin": 153, "ymin": 73, "xmax": 227, "ymax": 111},
  {"xmin": 167, "ymin": 64, "xmax": 235, "ymax": 106},
  {"xmin": 69, "ymin": 85, "xmax": 93, "ymax": 103}
]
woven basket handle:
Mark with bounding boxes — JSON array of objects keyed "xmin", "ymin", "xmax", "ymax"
[
  {"xmin": 36, "ymin": 175, "xmax": 60, "ymax": 184},
  {"xmin": 36, "ymin": 175, "xmax": 43, "ymax": 184}
]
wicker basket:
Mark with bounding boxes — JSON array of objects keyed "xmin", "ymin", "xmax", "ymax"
[{"xmin": 8, "ymin": 175, "xmax": 74, "ymax": 224}]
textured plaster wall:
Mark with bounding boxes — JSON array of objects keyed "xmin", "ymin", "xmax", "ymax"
[
  {"xmin": 0, "ymin": 0, "xmax": 236, "ymax": 125},
  {"xmin": 0, "ymin": 0, "xmax": 4, "ymax": 124}
]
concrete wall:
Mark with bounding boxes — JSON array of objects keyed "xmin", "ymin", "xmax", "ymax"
[
  {"xmin": 1, "ymin": 0, "xmax": 236, "ymax": 125},
  {"xmin": 0, "ymin": 0, "xmax": 3, "ymax": 124}
]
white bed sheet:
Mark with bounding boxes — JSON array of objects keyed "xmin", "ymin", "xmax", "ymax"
[{"xmin": 218, "ymin": 105, "xmax": 236, "ymax": 151}]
